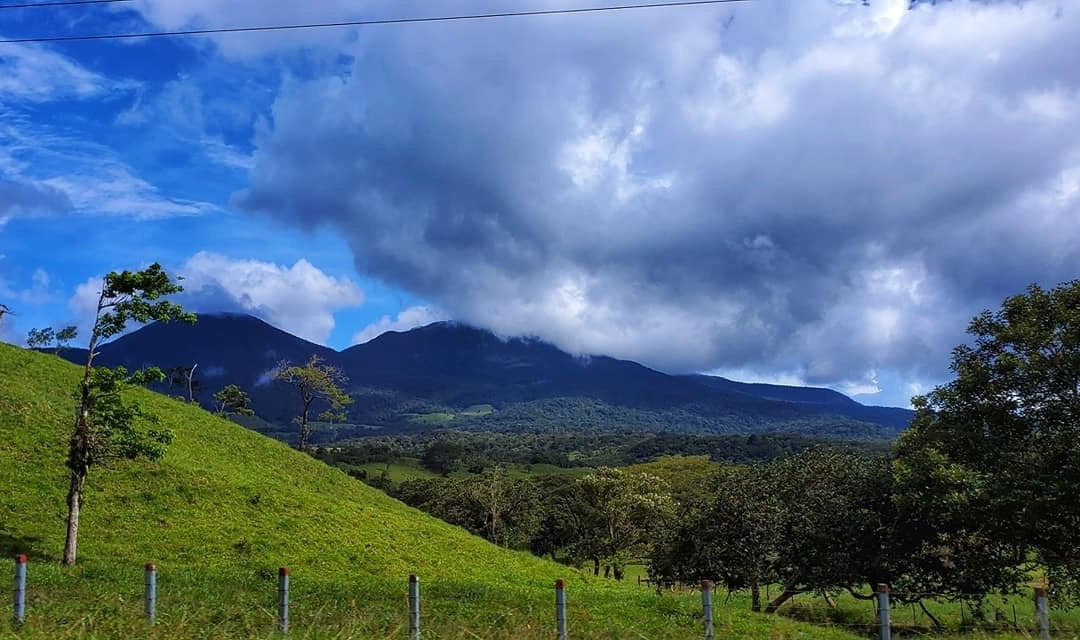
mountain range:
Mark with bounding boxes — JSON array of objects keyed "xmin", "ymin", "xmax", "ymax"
[{"xmin": 58, "ymin": 313, "xmax": 913, "ymax": 443}]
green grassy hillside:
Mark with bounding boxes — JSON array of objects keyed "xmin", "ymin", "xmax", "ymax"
[{"xmin": 0, "ymin": 344, "xmax": 857, "ymax": 639}]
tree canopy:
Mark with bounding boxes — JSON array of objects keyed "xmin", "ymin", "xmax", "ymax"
[{"xmin": 895, "ymin": 280, "xmax": 1080, "ymax": 603}]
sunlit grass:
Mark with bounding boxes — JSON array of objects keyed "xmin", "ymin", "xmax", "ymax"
[{"xmin": 0, "ymin": 344, "xmax": 859, "ymax": 639}]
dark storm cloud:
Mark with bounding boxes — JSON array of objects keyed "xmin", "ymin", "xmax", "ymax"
[{"xmin": 234, "ymin": 0, "xmax": 1080, "ymax": 391}]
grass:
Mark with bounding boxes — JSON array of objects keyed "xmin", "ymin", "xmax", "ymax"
[
  {"xmin": 345, "ymin": 458, "xmax": 443, "ymax": 483},
  {"xmin": 628, "ymin": 575, "xmax": 1080, "ymax": 639},
  {"xmin": 0, "ymin": 344, "xmax": 860, "ymax": 639}
]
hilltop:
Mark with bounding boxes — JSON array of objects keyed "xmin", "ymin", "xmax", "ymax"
[
  {"xmin": 0, "ymin": 343, "xmax": 857, "ymax": 639},
  {"xmin": 60, "ymin": 313, "xmax": 912, "ymax": 443}
]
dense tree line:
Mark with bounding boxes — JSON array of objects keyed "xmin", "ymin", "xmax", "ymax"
[
  {"xmin": 315, "ymin": 430, "xmax": 888, "ymax": 474},
  {"xmin": 394, "ymin": 467, "xmax": 673, "ymax": 579}
]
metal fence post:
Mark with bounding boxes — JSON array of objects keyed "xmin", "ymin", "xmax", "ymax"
[
  {"xmin": 409, "ymin": 574, "xmax": 420, "ymax": 640},
  {"xmin": 13, "ymin": 555, "xmax": 26, "ymax": 625},
  {"xmin": 144, "ymin": 563, "xmax": 157, "ymax": 626},
  {"xmin": 1035, "ymin": 587, "xmax": 1050, "ymax": 640},
  {"xmin": 278, "ymin": 567, "xmax": 289, "ymax": 634},
  {"xmin": 701, "ymin": 580, "xmax": 714, "ymax": 640},
  {"xmin": 555, "ymin": 579, "xmax": 568, "ymax": 640},
  {"xmin": 876, "ymin": 583, "xmax": 891, "ymax": 640}
]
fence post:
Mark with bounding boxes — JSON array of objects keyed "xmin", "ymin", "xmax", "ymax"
[
  {"xmin": 278, "ymin": 567, "xmax": 289, "ymax": 634},
  {"xmin": 701, "ymin": 580, "xmax": 714, "ymax": 640},
  {"xmin": 555, "ymin": 579, "xmax": 567, "ymax": 640},
  {"xmin": 13, "ymin": 555, "xmax": 26, "ymax": 625},
  {"xmin": 144, "ymin": 563, "xmax": 157, "ymax": 626},
  {"xmin": 409, "ymin": 574, "xmax": 420, "ymax": 640},
  {"xmin": 876, "ymin": 584, "xmax": 890, "ymax": 640},
  {"xmin": 1035, "ymin": 587, "xmax": 1050, "ymax": 640}
]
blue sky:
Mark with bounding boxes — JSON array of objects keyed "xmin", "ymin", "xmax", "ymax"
[{"xmin": 1, "ymin": 0, "xmax": 1078, "ymax": 408}]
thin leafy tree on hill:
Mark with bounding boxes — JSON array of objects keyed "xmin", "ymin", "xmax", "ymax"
[
  {"xmin": 275, "ymin": 355, "xmax": 352, "ymax": 451},
  {"xmin": 214, "ymin": 384, "xmax": 254, "ymax": 417},
  {"xmin": 62, "ymin": 264, "xmax": 195, "ymax": 566},
  {"xmin": 27, "ymin": 325, "xmax": 78, "ymax": 355}
]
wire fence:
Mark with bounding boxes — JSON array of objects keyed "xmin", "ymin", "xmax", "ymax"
[
  {"xmin": 10, "ymin": 555, "xmax": 1080, "ymax": 638},
  {"xmin": 635, "ymin": 575, "xmax": 1080, "ymax": 638}
]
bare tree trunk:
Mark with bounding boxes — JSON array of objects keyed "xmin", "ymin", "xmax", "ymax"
[
  {"xmin": 299, "ymin": 397, "xmax": 312, "ymax": 451},
  {"xmin": 62, "ymin": 469, "xmax": 86, "ymax": 565},
  {"xmin": 299, "ymin": 418, "xmax": 311, "ymax": 451},
  {"xmin": 751, "ymin": 580, "xmax": 762, "ymax": 612},
  {"xmin": 62, "ymin": 291, "xmax": 103, "ymax": 566},
  {"xmin": 186, "ymin": 363, "xmax": 198, "ymax": 403},
  {"xmin": 593, "ymin": 558, "xmax": 600, "ymax": 576}
]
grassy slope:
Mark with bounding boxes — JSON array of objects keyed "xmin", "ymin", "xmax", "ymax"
[{"xmin": 0, "ymin": 344, "xmax": 857, "ymax": 639}]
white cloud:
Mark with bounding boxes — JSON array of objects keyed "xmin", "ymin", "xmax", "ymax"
[
  {"xmin": 180, "ymin": 252, "xmax": 364, "ymax": 344},
  {"xmin": 351, "ymin": 305, "xmax": 447, "ymax": 344},
  {"xmin": 0, "ymin": 111, "xmax": 218, "ymax": 221},
  {"xmin": 0, "ymin": 44, "xmax": 131, "ymax": 104},
  {"xmin": 67, "ymin": 276, "xmax": 105, "ymax": 339},
  {"xmin": 0, "ymin": 267, "xmax": 56, "ymax": 305}
]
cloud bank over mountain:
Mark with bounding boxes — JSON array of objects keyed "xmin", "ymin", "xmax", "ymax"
[{"xmin": 224, "ymin": 0, "xmax": 1080, "ymax": 396}]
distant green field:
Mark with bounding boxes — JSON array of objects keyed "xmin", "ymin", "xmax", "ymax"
[
  {"xmin": 405, "ymin": 403, "xmax": 495, "ymax": 426},
  {"xmin": 404, "ymin": 411, "xmax": 458, "ymax": 425},
  {"xmin": 0, "ymin": 344, "xmax": 864, "ymax": 639},
  {"xmin": 344, "ymin": 457, "xmax": 442, "ymax": 482},
  {"xmin": 460, "ymin": 403, "xmax": 495, "ymax": 416}
]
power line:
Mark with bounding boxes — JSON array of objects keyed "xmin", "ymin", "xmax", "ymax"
[
  {"xmin": 0, "ymin": 0, "xmax": 751, "ymax": 44},
  {"xmin": 0, "ymin": 0, "xmax": 132, "ymax": 9}
]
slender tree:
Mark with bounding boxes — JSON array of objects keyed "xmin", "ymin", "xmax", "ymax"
[
  {"xmin": 29, "ymin": 326, "xmax": 78, "ymax": 354},
  {"xmin": 166, "ymin": 364, "xmax": 201, "ymax": 403},
  {"xmin": 275, "ymin": 355, "xmax": 352, "ymax": 451},
  {"xmin": 62, "ymin": 264, "xmax": 194, "ymax": 565},
  {"xmin": 214, "ymin": 384, "xmax": 254, "ymax": 417},
  {"xmin": 26, "ymin": 327, "xmax": 54, "ymax": 350},
  {"xmin": 53, "ymin": 326, "xmax": 78, "ymax": 355}
]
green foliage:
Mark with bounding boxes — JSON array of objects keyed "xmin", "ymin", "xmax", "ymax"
[
  {"xmin": 895, "ymin": 280, "xmax": 1080, "ymax": 603},
  {"xmin": 0, "ymin": 344, "xmax": 866, "ymax": 639},
  {"xmin": 577, "ymin": 468, "xmax": 675, "ymax": 579},
  {"xmin": 92, "ymin": 264, "xmax": 195, "ymax": 341},
  {"xmin": 27, "ymin": 325, "xmax": 78, "ymax": 353},
  {"xmin": 398, "ymin": 467, "xmax": 544, "ymax": 549},
  {"xmin": 55, "ymin": 325, "xmax": 78, "ymax": 351},
  {"xmin": 213, "ymin": 384, "xmax": 254, "ymax": 417},
  {"xmin": 449, "ymin": 396, "xmax": 893, "ymax": 438},
  {"xmin": 80, "ymin": 365, "xmax": 173, "ymax": 465},
  {"xmin": 26, "ymin": 326, "xmax": 54, "ymax": 349},
  {"xmin": 421, "ymin": 439, "xmax": 469, "ymax": 475}
]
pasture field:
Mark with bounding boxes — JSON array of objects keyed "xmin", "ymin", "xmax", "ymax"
[{"xmin": 0, "ymin": 344, "xmax": 857, "ymax": 639}]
